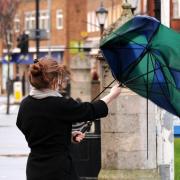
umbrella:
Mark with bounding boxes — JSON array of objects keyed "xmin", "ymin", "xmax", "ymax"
[{"xmin": 100, "ymin": 15, "xmax": 180, "ymax": 118}]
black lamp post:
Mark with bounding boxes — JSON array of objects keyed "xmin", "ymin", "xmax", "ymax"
[
  {"xmin": 35, "ymin": 0, "xmax": 40, "ymax": 58},
  {"xmin": 96, "ymin": 1, "xmax": 108, "ymax": 36}
]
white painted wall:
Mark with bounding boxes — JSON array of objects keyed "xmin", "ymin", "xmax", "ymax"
[{"xmin": 161, "ymin": 0, "xmax": 170, "ymax": 27}]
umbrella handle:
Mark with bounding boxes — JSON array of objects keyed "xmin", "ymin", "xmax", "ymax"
[{"xmin": 72, "ymin": 122, "xmax": 92, "ymax": 142}]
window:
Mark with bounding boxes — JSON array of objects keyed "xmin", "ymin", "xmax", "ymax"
[
  {"xmin": 14, "ymin": 15, "xmax": 20, "ymax": 33},
  {"xmin": 6, "ymin": 30, "xmax": 13, "ymax": 45},
  {"xmin": 39, "ymin": 10, "xmax": 49, "ymax": 31},
  {"xmin": 87, "ymin": 11, "xmax": 99, "ymax": 33},
  {"xmin": 24, "ymin": 12, "xmax": 35, "ymax": 31},
  {"xmin": 87, "ymin": 12, "xmax": 91, "ymax": 32},
  {"xmin": 56, "ymin": 10, "xmax": 63, "ymax": 30},
  {"xmin": 25, "ymin": 10, "xmax": 49, "ymax": 31},
  {"xmin": 173, "ymin": 0, "xmax": 180, "ymax": 18}
]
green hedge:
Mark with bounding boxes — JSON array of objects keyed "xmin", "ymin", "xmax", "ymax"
[{"xmin": 175, "ymin": 138, "xmax": 180, "ymax": 180}]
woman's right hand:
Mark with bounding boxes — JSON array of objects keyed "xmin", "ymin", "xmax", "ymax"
[
  {"xmin": 109, "ymin": 83, "xmax": 121, "ymax": 99},
  {"xmin": 101, "ymin": 83, "xmax": 121, "ymax": 104}
]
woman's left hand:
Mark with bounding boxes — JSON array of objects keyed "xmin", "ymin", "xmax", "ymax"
[{"xmin": 71, "ymin": 131, "xmax": 85, "ymax": 143}]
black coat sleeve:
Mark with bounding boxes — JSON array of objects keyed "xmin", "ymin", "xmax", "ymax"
[{"xmin": 54, "ymin": 97, "xmax": 108, "ymax": 123}]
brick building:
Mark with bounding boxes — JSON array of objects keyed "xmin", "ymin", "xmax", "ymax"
[
  {"xmin": 0, "ymin": 0, "xmax": 87, "ymax": 94},
  {"xmin": 148, "ymin": 0, "xmax": 180, "ymax": 31},
  {"xmin": 0, "ymin": 0, "xmax": 179, "ymax": 95}
]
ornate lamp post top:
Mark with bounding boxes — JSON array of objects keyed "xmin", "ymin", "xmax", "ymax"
[{"xmin": 96, "ymin": 1, "xmax": 108, "ymax": 36}]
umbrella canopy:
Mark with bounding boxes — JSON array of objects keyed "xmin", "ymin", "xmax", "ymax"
[{"xmin": 100, "ymin": 15, "xmax": 180, "ymax": 117}]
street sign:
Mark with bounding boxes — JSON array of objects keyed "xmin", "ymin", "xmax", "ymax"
[{"xmin": 29, "ymin": 29, "xmax": 49, "ymax": 40}]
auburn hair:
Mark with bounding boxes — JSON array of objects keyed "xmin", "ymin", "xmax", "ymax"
[{"xmin": 28, "ymin": 57, "xmax": 69, "ymax": 90}]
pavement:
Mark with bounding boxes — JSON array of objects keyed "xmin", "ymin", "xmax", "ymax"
[{"xmin": 0, "ymin": 96, "xmax": 29, "ymax": 180}]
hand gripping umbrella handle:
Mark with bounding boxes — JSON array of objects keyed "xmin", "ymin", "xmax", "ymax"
[{"xmin": 72, "ymin": 122, "xmax": 92, "ymax": 142}]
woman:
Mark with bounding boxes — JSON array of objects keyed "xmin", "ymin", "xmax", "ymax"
[{"xmin": 16, "ymin": 57, "xmax": 121, "ymax": 180}]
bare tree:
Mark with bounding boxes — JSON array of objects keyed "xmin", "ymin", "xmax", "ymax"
[{"xmin": 0, "ymin": 0, "xmax": 20, "ymax": 114}]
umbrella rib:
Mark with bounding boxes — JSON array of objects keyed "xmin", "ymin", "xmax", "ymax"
[
  {"xmin": 127, "ymin": 82, "xmax": 172, "ymax": 86},
  {"xmin": 104, "ymin": 31, "xmax": 147, "ymax": 49},
  {"xmin": 128, "ymin": 86, "xmax": 166, "ymax": 96},
  {"xmin": 149, "ymin": 53, "xmax": 170, "ymax": 97},
  {"xmin": 149, "ymin": 53, "xmax": 179, "ymax": 116},
  {"xmin": 146, "ymin": 53, "xmax": 150, "ymax": 160},
  {"xmin": 123, "ymin": 64, "xmax": 166, "ymax": 85},
  {"xmin": 150, "ymin": 52, "xmax": 179, "ymax": 90},
  {"xmin": 122, "ymin": 48, "xmax": 148, "ymax": 80}
]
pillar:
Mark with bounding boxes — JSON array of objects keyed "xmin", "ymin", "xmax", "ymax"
[
  {"xmin": 70, "ymin": 54, "xmax": 91, "ymax": 101},
  {"xmin": 98, "ymin": 2, "xmax": 160, "ymax": 180}
]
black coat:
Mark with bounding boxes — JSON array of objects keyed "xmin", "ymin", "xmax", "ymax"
[{"xmin": 16, "ymin": 96, "xmax": 108, "ymax": 180}]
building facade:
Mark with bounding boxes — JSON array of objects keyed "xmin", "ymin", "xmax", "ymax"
[{"xmin": 0, "ymin": 0, "xmax": 87, "ymax": 94}]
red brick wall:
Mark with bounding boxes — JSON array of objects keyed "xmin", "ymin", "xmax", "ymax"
[
  {"xmin": 13, "ymin": 0, "xmax": 87, "ymax": 66},
  {"xmin": 170, "ymin": 0, "xmax": 180, "ymax": 31},
  {"xmin": 16, "ymin": 0, "xmax": 67, "ymax": 48}
]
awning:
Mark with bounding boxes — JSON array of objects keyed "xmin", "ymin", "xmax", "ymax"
[
  {"xmin": 39, "ymin": 52, "xmax": 63, "ymax": 62},
  {"xmin": 1, "ymin": 53, "xmax": 34, "ymax": 64},
  {"xmin": 1, "ymin": 51, "xmax": 64, "ymax": 64}
]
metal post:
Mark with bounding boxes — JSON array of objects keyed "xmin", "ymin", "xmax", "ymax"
[
  {"xmin": 36, "ymin": 0, "xmax": 40, "ymax": 58},
  {"xmin": 6, "ymin": 50, "xmax": 10, "ymax": 114},
  {"xmin": 100, "ymin": 24, "xmax": 104, "ymax": 37},
  {"xmin": 6, "ymin": 30, "xmax": 12, "ymax": 115},
  {"xmin": 47, "ymin": 0, "xmax": 51, "ymax": 57}
]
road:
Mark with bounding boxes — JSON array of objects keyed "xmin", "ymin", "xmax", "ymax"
[{"xmin": 0, "ymin": 96, "xmax": 29, "ymax": 180}]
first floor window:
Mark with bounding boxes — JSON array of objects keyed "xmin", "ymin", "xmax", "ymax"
[
  {"xmin": 39, "ymin": 10, "xmax": 49, "ymax": 31},
  {"xmin": 24, "ymin": 12, "xmax": 35, "ymax": 30},
  {"xmin": 173, "ymin": 0, "xmax": 180, "ymax": 18},
  {"xmin": 56, "ymin": 9, "xmax": 63, "ymax": 30},
  {"xmin": 14, "ymin": 15, "xmax": 20, "ymax": 33}
]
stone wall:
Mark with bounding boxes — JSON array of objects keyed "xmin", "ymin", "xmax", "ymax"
[
  {"xmin": 98, "ymin": 61, "xmax": 160, "ymax": 180},
  {"xmin": 70, "ymin": 54, "xmax": 91, "ymax": 101}
]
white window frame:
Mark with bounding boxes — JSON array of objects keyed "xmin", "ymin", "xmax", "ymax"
[
  {"xmin": 173, "ymin": 0, "xmax": 180, "ymax": 18},
  {"xmin": 14, "ymin": 15, "xmax": 20, "ymax": 33},
  {"xmin": 87, "ymin": 12, "xmax": 91, "ymax": 32},
  {"xmin": 24, "ymin": 11, "xmax": 35, "ymax": 31},
  {"xmin": 56, "ymin": 9, "xmax": 63, "ymax": 30},
  {"xmin": 39, "ymin": 10, "xmax": 49, "ymax": 31},
  {"xmin": 87, "ymin": 11, "xmax": 100, "ymax": 33},
  {"xmin": 91, "ymin": 11, "xmax": 95, "ymax": 32}
]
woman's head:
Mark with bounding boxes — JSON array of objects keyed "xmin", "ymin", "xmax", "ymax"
[{"xmin": 28, "ymin": 57, "xmax": 69, "ymax": 90}]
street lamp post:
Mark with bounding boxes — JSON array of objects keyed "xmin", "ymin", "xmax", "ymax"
[
  {"xmin": 35, "ymin": 0, "xmax": 40, "ymax": 58},
  {"xmin": 95, "ymin": 1, "xmax": 108, "ymax": 61},
  {"xmin": 96, "ymin": 1, "xmax": 108, "ymax": 36}
]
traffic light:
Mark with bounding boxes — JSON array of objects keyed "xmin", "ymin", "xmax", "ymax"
[{"xmin": 17, "ymin": 33, "xmax": 29, "ymax": 54}]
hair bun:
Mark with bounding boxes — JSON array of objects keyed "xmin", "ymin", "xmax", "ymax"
[{"xmin": 29, "ymin": 63, "xmax": 43, "ymax": 76}]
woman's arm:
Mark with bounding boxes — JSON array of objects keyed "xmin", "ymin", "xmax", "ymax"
[{"xmin": 53, "ymin": 83, "xmax": 121, "ymax": 123}]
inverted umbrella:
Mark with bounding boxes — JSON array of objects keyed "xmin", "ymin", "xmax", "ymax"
[{"xmin": 100, "ymin": 15, "xmax": 180, "ymax": 118}]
